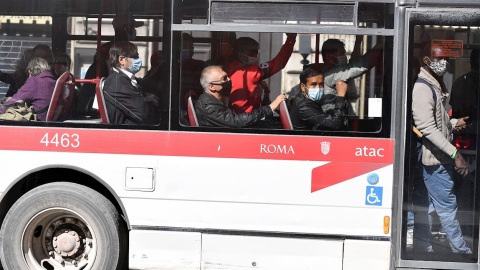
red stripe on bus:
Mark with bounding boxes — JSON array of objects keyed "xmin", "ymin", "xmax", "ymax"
[
  {"xmin": 311, "ymin": 162, "xmax": 390, "ymax": 193},
  {"xmin": 0, "ymin": 126, "xmax": 394, "ymax": 163}
]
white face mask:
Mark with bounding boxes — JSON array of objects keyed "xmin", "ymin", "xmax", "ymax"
[
  {"xmin": 307, "ymin": 87, "xmax": 324, "ymax": 101},
  {"xmin": 336, "ymin": 54, "xmax": 348, "ymax": 66},
  {"xmin": 240, "ymin": 53, "xmax": 259, "ymax": 65},
  {"xmin": 427, "ymin": 57, "xmax": 448, "ymax": 76}
]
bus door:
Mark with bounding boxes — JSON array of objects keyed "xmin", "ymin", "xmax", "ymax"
[{"xmin": 400, "ymin": 5, "xmax": 480, "ymax": 270}]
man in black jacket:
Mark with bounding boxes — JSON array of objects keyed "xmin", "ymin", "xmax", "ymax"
[
  {"xmin": 104, "ymin": 41, "xmax": 159, "ymax": 125},
  {"xmin": 289, "ymin": 67, "xmax": 347, "ymax": 130},
  {"xmin": 195, "ymin": 65, "xmax": 285, "ymax": 128}
]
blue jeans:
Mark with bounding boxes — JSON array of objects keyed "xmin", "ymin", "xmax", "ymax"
[{"xmin": 423, "ymin": 164, "xmax": 471, "ymax": 254}]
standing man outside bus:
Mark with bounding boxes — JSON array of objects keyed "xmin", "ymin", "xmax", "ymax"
[
  {"xmin": 227, "ymin": 33, "xmax": 296, "ymax": 114},
  {"xmin": 412, "ymin": 42, "xmax": 471, "ymax": 254}
]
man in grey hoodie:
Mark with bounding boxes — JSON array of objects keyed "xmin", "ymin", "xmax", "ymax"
[{"xmin": 412, "ymin": 41, "xmax": 471, "ymax": 254}]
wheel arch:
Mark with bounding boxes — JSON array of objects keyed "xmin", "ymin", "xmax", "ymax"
[{"xmin": 0, "ymin": 165, "xmax": 130, "ymax": 231}]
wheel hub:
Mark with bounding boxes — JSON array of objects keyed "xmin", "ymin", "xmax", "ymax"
[
  {"xmin": 44, "ymin": 217, "xmax": 92, "ymax": 264},
  {"xmin": 53, "ymin": 230, "xmax": 81, "ymax": 256}
]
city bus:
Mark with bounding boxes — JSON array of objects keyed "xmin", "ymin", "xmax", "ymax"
[{"xmin": 0, "ymin": 0, "xmax": 478, "ymax": 269}]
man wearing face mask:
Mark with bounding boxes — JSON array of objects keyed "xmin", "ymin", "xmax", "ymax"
[
  {"xmin": 320, "ymin": 37, "xmax": 383, "ymax": 113},
  {"xmin": 227, "ymin": 33, "xmax": 297, "ymax": 114},
  {"xmin": 195, "ymin": 65, "xmax": 286, "ymax": 128},
  {"xmin": 412, "ymin": 42, "xmax": 471, "ymax": 254},
  {"xmin": 289, "ymin": 67, "xmax": 348, "ymax": 130},
  {"xmin": 103, "ymin": 41, "xmax": 159, "ymax": 125}
]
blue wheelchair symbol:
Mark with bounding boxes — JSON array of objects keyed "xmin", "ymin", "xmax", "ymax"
[{"xmin": 365, "ymin": 186, "xmax": 383, "ymax": 206}]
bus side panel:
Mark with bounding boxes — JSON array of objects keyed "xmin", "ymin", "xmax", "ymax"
[
  {"xmin": 124, "ymin": 198, "xmax": 391, "ymax": 237},
  {"xmin": 201, "ymin": 234, "xmax": 343, "ymax": 270},
  {"xmin": 343, "ymin": 239, "xmax": 391, "ymax": 270},
  {"xmin": 129, "ymin": 230, "xmax": 201, "ymax": 270},
  {"xmin": 123, "ymin": 157, "xmax": 393, "ymax": 237}
]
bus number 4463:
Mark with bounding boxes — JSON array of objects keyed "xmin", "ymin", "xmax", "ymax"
[{"xmin": 41, "ymin": 133, "xmax": 80, "ymax": 148}]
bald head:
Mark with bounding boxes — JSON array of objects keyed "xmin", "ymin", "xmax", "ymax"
[{"xmin": 200, "ymin": 65, "xmax": 223, "ymax": 91}]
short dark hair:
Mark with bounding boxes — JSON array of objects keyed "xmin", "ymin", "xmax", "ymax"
[
  {"xmin": 234, "ymin": 37, "xmax": 259, "ymax": 54},
  {"xmin": 54, "ymin": 53, "xmax": 71, "ymax": 67},
  {"xmin": 109, "ymin": 41, "xmax": 138, "ymax": 68},
  {"xmin": 421, "ymin": 41, "xmax": 432, "ymax": 59},
  {"xmin": 321, "ymin": 39, "xmax": 344, "ymax": 60},
  {"xmin": 300, "ymin": 66, "xmax": 323, "ymax": 85},
  {"xmin": 32, "ymin": 44, "xmax": 54, "ymax": 65}
]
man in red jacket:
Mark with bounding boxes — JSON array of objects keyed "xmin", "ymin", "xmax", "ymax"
[{"xmin": 227, "ymin": 33, "xmax": 296, "ymax": 113}]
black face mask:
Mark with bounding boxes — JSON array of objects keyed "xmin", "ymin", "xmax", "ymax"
[{"xmin": 216, "ymin": 80, "xmax": 232, "ymax": 96}]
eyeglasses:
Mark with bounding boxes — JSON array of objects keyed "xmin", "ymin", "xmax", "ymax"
[
  {"xmin": 122, "ymin": 54, "xmax": 140, "ymax": 59},
  {"xmin": 209, "ymin": 75, "xmax": 229, "ymax": 85}
]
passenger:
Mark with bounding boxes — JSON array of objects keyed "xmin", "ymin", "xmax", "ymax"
[
  {"xmin": 142, "ymin": 50, "xmax": 166, "ymax": 126},
  {"xmin": 180, "ymin": 33, "xmax": 206, "ymax": 125},
  {"xmin": 151, "ymin": 50, "xmax": 163, "ymax": 68},
  {"xmin": 319, "ymin": 37, "xmax": 383, "ymax": 112},
  {"xmin": 206, "ymin": 32, "xmax": 237, "ymax": 69},
  {"xmin": 0, "ymin": 48, "xmax": 32, "ymax": 101},
  {"xmin": 450, "ymin": 49, "xmax": 479, "ymax": 120},
  {"xmin": 289, "ymin": 67, "xmax": 348, "ymax": 130},
  {"xmin": 259, "ymin": 80, "xmax": 271, "ymax": 106},
  {"xmin": 74, "ymin": 42, "xmax": 112, "ymax": 117},
  {"xmin": 143, "ymin": 50, "xmax": 163, "ymax": 98},
  {"xmin": 412, "ymin": 42, "xmax": 471, "ymax": 254},
  {"xmin": 1, "ymin": 44, "xmax": 54, "ymax": 98},
  {"xmin": 103, "ymin": 41, "xmax": 159, "ymax": 125},
  {"xmin": 227, "ymin": 33, "xmax": 297, "ymax": 114},
  {"xmin": 0, "ymin": 57, "xmax": 56, "ymax": 121},
  {"xmin": 52, "ymin": 53, "xmax": 72, "ymax": 79},
  {"xmin": 195, "ymin": 65, "xmax": 286, "ymax": 128},
  {"xmin": 31, "ymin": 44, "xmax": 54, "ymax": 66},
  {"xmin": 112, "ymin": 14, "xmax": 144, "ymax": 42},
  {"xmin": 289, "ymin": 36, "xmax": 365, "ymax": 101}
]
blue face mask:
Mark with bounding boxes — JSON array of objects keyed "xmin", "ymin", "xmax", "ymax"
[
  {"xmin": 307, "ymin": 88, "xmax": 324, "ymax": 101},
  {"xmin": 127, "ymin": 57, "xmax": 142, "ymax": 74}
]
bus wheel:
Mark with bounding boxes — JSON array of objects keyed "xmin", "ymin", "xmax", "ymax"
[{"xmin": 0, "ymin": 182, "xmax": 127, "ymax": 270}]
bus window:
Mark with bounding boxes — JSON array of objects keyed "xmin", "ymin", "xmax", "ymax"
[
  {"xmin": 174, "ymin": 29, "xmax": 391, "ymax": 137},
  {"xmin": 403, "ymin": 16, "xmax": 480, "ymax": 263},
  {"xmin": 0, "ymin": 16, "xmax": 53, "ymax": 96},
  {"xmin": 0, "ymin": 8, "xmax": 165, "ymax": 127}
]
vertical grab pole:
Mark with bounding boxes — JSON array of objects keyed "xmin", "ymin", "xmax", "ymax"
[
  {"xmin": 224, "ymin": 32, "xmax": 229, "ymax": 68},
  {"xmin": 96, "ymin": 0, "xmax": 106, "ymax": 79},
  {"xmin": 315, "ymin": 6, "xmax": 321, "ymax": 69},
  {"xmin": 315, "ymin": 34, "xmax": 320, "ymax": 69},
  {"xmin": 96, "ymin": 0, "xmax": 118, "ymax": 79}
]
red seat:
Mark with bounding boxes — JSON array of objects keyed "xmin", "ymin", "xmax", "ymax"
[
  {"xmin": 187, "ymin": 96, "xmax": 198, "ymax": 127},
  {"xmin": 96, "ymin": 77, "xmax": 109, "ymax": 124},
  {"xmin": 46, "ymin": 72, "xmax": 75, "ymax": 122},
  {"xmin": 279, "ymin": 100, "xmax": 293, "ymax": 130}
]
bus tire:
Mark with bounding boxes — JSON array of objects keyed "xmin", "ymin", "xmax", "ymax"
[{"xmin": 0, "ymin": 182, "xmax": 127, "ymax": 270}]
